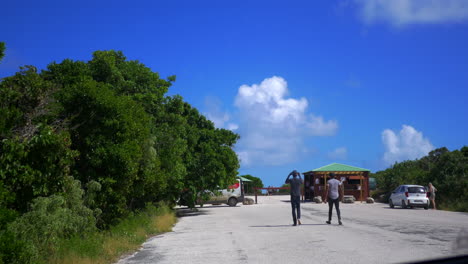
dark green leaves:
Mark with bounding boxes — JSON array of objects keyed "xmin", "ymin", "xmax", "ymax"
[
  {"xmin": 0, "ymin": 42, "xmax": 5, "ymax": 61},
  {"xmin": 0, "ymin": 49, "xmax": 241, "ymax": 234}
]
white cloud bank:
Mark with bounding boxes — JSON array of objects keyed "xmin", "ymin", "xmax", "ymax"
[
  {"xmin": 353, "ymin": 0, "xmax": 468, "ymax": 26},
  {"xmin": 234, "ymin": 76, "xmax": 338, "ymax": 166},
  {"xmin": 328, "ymin": 147, "xmax": 348, "ymax": 160},
  {"xmin": 204, "ymin": 96, "xmax": 238, "ymax": 131},
  {"xmin": 382, "ymin": 125, "xmax": 434, "ymax": 166}
]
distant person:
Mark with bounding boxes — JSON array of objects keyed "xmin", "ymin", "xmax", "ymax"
[
  {"xmin": 428, "ymin": 182, "xmax": 437, "ymax": 210},
  {"xmin": 324, "ymin": 173, "xmax": 342, "ymax": 225},
  {"xmin": 285, "ymin": 170, "xmax": 303, "ymax": 226}
]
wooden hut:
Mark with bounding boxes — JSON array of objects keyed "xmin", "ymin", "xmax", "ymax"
[{"xmin": 302, "ymin": 163, "xmax": 371, "ymax": 201}]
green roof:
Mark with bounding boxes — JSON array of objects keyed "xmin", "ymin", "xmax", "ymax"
[
  {"xmin": 238, "ymin": 176, "xmax": 252, "ymax": 182},
  {"xmin": 307, "ymin": 163, "xmax": 370, "ymax": 173}
]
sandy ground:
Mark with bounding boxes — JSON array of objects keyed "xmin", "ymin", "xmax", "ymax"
[{"xmin": 117, "ymin": 195, "xmax": 468, "ymax": 264}]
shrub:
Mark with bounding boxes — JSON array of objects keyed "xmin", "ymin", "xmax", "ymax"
[
  {"xmin": 49, "ymin": 203, "xmax": 176, "ymax": 264},
  {"xmin": 3, "ymin": 176, "xmax": 96, "ymax": 263},
  {"xmin": 0, "ymin": 229, "xmax": 36, "ymax": 264}
]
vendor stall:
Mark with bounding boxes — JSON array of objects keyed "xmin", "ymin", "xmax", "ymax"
[{"xmin": 303, "ymin": 163, "xmax": 370, "ymax": 202}]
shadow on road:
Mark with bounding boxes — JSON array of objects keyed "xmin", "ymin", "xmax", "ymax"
[
  {"xmin": 249, "ymin": 224, "xmax": 328, "ymax": 228},
  {"xmin": 280, "ymin": 200, "xmax": 318, "ymax": 204},
  {"xmin": 176, "ymin": 204, "xmax": 242, "ymax": 217},
  {"xmin": 382, "ymin": 207, "xmax": 429, "ymax": 210},
  {"xmin": 176, "ymin": 208, "xmax": 210, "ymax": 218},
  {"xmin": 198, "ymin": 205, "xmax": 238, "ymax": 208}
]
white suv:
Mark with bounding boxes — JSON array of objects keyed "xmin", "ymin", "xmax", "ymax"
[
  {"xmin": 389, "ymin": 185, "xmax": 429, "ymax": 209},
  {"xmin": 200, "ymin": 179, "xmax": 244, "ymax": 207}
]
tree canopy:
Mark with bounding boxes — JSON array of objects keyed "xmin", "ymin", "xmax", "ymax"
[
  {"xmin": 240, "ymin": 174, "xmax": 264, "ymax": 194},
  {"xmin": 0, "ymin": 42, "xmax": 5, "ymax": 61},
  {"xmin": 0, "ymin": 49, "xmax": 240, "ymax": 262},
  {"xmin": 371, "ymin": 146, "xmax": 468, "ymax": 212}
]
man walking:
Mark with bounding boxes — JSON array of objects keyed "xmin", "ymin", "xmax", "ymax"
[
  {"xmin": 324, "ymin": 173, "xmax": 342, "ymax": 225},
  {"xmin": 285, "ymin": 170, "xmax": 303, "ymax": 226}
]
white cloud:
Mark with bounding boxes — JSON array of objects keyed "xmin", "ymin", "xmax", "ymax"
[
  {"xmin": 204, "ymin": 96, "xmax": 238, "ymax": 131},
  {"xmin": 328, "ymin": 147, "xmax": 348, "ymax": 160},
  {"xmin": 306, "ymin": 115, "xmax": 339, "ymax": 136},
  {"xmin": 234, "ymin": 76, "xmax": 338, "ymax": 166},
  {"xmin": 353, "ymin": 0, "xmax": 468, "ymax": 26},
  {"xmin": 227, "ymin": 123, "xmax": 239, "ymax": 131},
  {"xmin": 382, "ymin": 125, "xmax": 434, "ymax": 166}
]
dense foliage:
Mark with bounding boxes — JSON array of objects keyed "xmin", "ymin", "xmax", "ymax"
[
  {"xmin": 371, "ymin": 147, "xmax": 468, "ymax": 212},
  {"xmin": 0, "ymin": 49, "xmax": 239, "ymax": 263},
  {"xmin": 0, "ymin": 42, "xmax": 5, "ymax": 61}
]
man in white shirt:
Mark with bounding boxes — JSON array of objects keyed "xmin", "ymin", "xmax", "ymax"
[{"xmin": 324, "ymin": 173, "xmax": 342, "ymax": 225}]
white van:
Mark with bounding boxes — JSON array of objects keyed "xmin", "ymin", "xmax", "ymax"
[{"xmin": 200, "ymin": 179, "xmax": 244, "ymax": 206}]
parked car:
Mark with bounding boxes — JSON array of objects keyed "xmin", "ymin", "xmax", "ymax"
[
  {"xmin": 389, "ymin": 185, "xmax": 429, "ymax": 209},
  {"xmin": 178, "ymin": 179, "xmax": 244, "ymax": 207},
  {"xmin": 200, "ymin": 179, "xmax": 244, "ymax": 206}
]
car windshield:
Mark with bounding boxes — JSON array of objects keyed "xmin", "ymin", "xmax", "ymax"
[{"xmin": 408, "ymin": 187, "xmax": 426, "ymax": 193}]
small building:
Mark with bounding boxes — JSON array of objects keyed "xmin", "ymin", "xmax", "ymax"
[
  {"xmin": 238, "ymin": 176, "xmax": 252, "ymax": 195},
  {"xmin": 303, "ymin": 163, "xmax": 371, "ymax": 201}
]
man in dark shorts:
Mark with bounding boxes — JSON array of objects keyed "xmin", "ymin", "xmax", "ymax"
[
  {"xmin": 285, "ymin": 170, "xmax": 303, "ymax": 226},
  {"xmin": 324, "ymin": 173, "xmax": 343, "ymax": 225}
]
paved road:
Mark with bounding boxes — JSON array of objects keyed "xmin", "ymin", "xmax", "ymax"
[{"xmin": 117, "ymin": 196, "xmax": 468, "ymax": 264}]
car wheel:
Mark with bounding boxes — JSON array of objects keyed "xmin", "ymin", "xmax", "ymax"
[
  {"xmin": 228, "ymin": 197, "xmax": 238, "ymax": 207},
  {"xmin": 389, "ymin": 199, "xmax": 394, "ymax": 208},
  {"xmin": 424, "ymin": 206, "xmax": 429, "ymax": 210},
  {"xmin": 402, "ymin": 200, "xmax": 407, "ymax": 209}
]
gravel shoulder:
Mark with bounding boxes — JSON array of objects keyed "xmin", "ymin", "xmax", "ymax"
[{"xmin": 117, "ymin": 195, "xmax": 468, "ymax": 264}]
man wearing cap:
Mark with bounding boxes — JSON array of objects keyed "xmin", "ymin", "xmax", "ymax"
[
  {"xmin": 324, "ymin": 173, "xmax": 343, "ymax": 225},
  {"xmin": 285, "ymin": 170, "xmax": 303, "ymax": 226}
]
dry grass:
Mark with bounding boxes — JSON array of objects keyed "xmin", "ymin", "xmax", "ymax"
[
  {"xmin": 49, "ymin": 253, "xmax": 101, "ymax": 264},
  {"xmin": 49, "ymin": 207, "xmax": 177, "ymax": 264},
  {"xmin": 103, "ymin": 236, "xmax": 135, "ymax": 262},
  {"xmin": 153, "ymin": 213, "xmax": 177, "ymax": 233}
]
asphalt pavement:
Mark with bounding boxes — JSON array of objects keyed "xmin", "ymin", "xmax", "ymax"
[{"xmin": 117, "ymin": 195, "xmax": 468, "ymax": 264}]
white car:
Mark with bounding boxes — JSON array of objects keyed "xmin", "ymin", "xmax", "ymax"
[
  {"xmin": 200, "ymin": 179, "xmax": 244, "ymax": 207},
  {"xmin": 389, "ymin": 185, "xmax": 429, "ymax": 209}
]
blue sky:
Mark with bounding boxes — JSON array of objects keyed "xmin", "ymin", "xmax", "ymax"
[{"xmin": 1, "ymin": 0, "xmax": 468, "ymax": 186}]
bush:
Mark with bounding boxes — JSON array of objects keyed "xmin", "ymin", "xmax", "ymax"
[
  {"xmin": 1, "ymin": 176, "xmax": 96, "ymax": 263},
  {"xmin": 371, "ymin": 147, "xmax": 468, "ymax": 211},
  {"xmin": 0, "ymin": 229, "xmax": 36, "ymax": 264},
  {"xmin": 370, "ymin": 189, "xmax": 391, "ymax": 203},
  {"xmin": 49, "ymin": 203, "xmax": 176, "ymax": 264}
]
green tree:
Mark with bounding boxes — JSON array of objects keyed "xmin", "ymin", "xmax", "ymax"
[
  {"xmin": 277, "ymin": 183, "xmax": 290, "ymax": 194},
  {"xmin": 0, "ymin": 48, "xmax": 241, "ymax": 231},
  {"xmin": 0, "ymin": 63, "xmax": 78, "ymax": 213},
  {"xmin": 0, "ymin": 66, "xmax": 57, "ymax": 139},
  {"xmin": 56, "ymin": 79, "xmax": 151, "ymax": 225},
  {"xmin": 429, "ymin": 148, "xmax": 468, "ymax": 211},
  {"xmin": 0, "ymin": 49, "xmax": 242, "ymax": 262},
  {"xmin": 0, "ymin": 42, "xmax": 5, "ymax": 61},
  {"xmin": 240, "ymin": 175, "xmax": 264, "ymax": 194},
  {"xmin": 371, "ymin": 146, "xmax": 468, "ymax": 211},
  {"xmin": 0, "ymin": 126, "xmax": 77, "ymax": 213},
  {"xmin": 179, "ymin": 102, "xmax": 240, "ymax": 207},
  {"xmin": 41, "ymin": 51, "xmax": 175, "ymax": 224}
]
